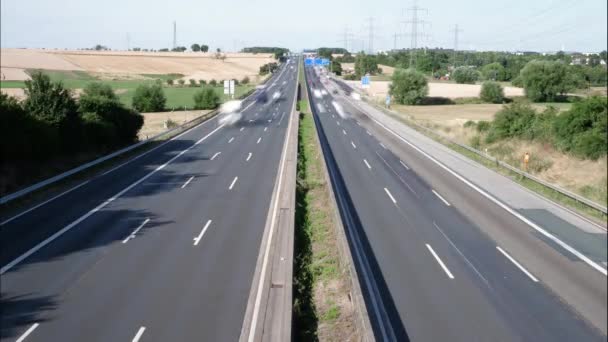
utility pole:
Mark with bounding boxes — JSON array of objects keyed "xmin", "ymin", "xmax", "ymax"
[
  {"xmin": 173, "ymin": 21, "xmax": 177, "ymax": 50},
  {"xmin": 451, "ymin": 24, "xmax": 463, "ymax": 67},
  {"xmin": 404, "ymin": 0, "xmax": 428, "ymax": 68},
  {"xmin": 367, "ymin": 17, "xmax": 374, "ymax": 54}
]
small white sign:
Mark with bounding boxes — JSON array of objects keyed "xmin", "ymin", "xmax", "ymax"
[{"xmin": 224, "ymin": 80, "xmax": 235, "ymax": 96}]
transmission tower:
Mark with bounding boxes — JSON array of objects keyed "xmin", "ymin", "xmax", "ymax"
[
  {"xmin": 451, "ymin": 24, "xmax": 463, "ymax": 67},
  {"xmin": 404, "ymin": 0, "xmax": 429, "ymax": 67},
  {"xmin": 342, "ymin": 26, "xmax": 354, "ymax": 52}
]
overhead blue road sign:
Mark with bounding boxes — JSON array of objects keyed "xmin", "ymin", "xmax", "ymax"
[
  {"xmin": 305, "ymin": 58, "xmax": 314, "ymax": 66},
  {"xmin": 321, "ymin": 58, "xmax": 330, "ymax": 66}
]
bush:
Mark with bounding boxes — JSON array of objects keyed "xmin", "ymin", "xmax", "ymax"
[
  {"xmin": 463, "ymin": 120, "xmax": 476, "ymax": 128},
  {"xmin": 511, "ymin": 75, "xmax": 524, "ymax": 87},
  {"xmin": 199, "ymin": 79, "xmax": 207, "ymax": 86},
  {"xmin": 259, "ymin": 63, "xmax": 279, "ymax": 75},
  {"xmin": 469, "ymin": 135, "xmax": 481, "ymax": 149},
  {"xmin": 167, "ymin": 79, "xmax": 174, "ymax": 86},
  {"xmin": 164, "ymin": 118, "xmax": 179, "ymax": 128},
  {"xmin": 132, "ymin": 83, "xmax": 166, "ymax": 112},
  {"xmin": 241, "ymin": 76, "xmax": 250, "ymax": 85},
  {"xmin": 552, "ymin": 96, "xmax": 607, "ymax": 159},
  {"xmin": 193, "ymin": 88, "xmax": 221, "ymax": 109},
  {"xmin": 389, "ymin": 68, "xmax": 428, "ymax": 105},
  {"xmin": 189, "ymin": 79, "xmax": 197, "ymax": 87},
  {"xmin": 520, "ymin": 60, "xmax": 571, "ymax": 102},
  {"xmin": 209, "ymin": 79, "xmax": 217, "ymax": 86},
  {"xmin": 476, "ymin": 121, "xmax": 491, "ymax": 132},
  {"xmin": 452, "ymin": 66, "xmax": 480, "ymax": 84},
  {"xmin": 480, "ymin": 81, "xmax": 505, "ymax": 103},
  {"xmin": 177, "ymin": 79, "xmax": 185, "ymax": 86},
  {"xmin": 485, "ymin": 102, "xmax": 536, "ymax": 142},
  {"xmin": 343, "ymin": 74, "xmax": 357, "ymax": 80}
]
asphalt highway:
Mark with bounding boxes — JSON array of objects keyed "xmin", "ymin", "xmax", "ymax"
[
  {"xmin": 1, "ymin": 58, "xmax": 299, "ymax": 342},
  {"xmin": 305, "ymin": 65, "xmax": 606, "ymax": 341}
]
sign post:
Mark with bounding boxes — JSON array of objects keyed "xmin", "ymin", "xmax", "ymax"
[
  {"xmin": 361, "ymin": 75, "xmax": 370, "ymax": 89},
  {"xmin": 224, "ymin": 79, "xmax": 236, "ymax": 99}
]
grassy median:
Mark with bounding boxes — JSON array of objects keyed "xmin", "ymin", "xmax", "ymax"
[{"xmin": 293, "ymin": 63, "xmax": 356, "ymax": 341}]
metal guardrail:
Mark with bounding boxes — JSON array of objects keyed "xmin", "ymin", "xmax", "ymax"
[
  {"xmin": 372, "ymin": 97, "xmax": 608, "ymax": 215},
  {"xmin": 335, "ymin": 79, "xmax": 607, "ymax": 215}
]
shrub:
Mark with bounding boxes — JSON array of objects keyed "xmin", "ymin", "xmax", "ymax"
[
  {"xmin": 241, "ymin": 76, "xmax": 250, "ymax": 85},
  {"xmin": 469, "ymin": 135, "xmax": 481, "ymax": 149},
  {"xmin": 389, "ymin": 68, "xmax": 428, "ymax": 105},
  {"xmin": 189, "ymin": 79, "xmax": 197, "ymax": 87},
  {"xmin": 209, "ymin": 79, "xmax": 217, "ymax": 86},
  {"xmin": 481, "ymin": 62, "xmax": 506, "ymax": 81},
  {"xmin": 520, "ymin": 60, "xmax": 571, "ymax": 102},
  {"xmin": 167, "ymin": 79, "xmax": 174, "ymax": 86},
  {"xmin": 164, "ymin": 118, "xmax": 179, "ymax": 128},
  {"xmin": 485, "ymin": 102, "xmax": 536, "ymax": 142},
  {"xmin": 132, "ymin": 83, "xmax": 166, "ymax": 112},
  {"xmin": 463, "ymin": 120, "xmax": 476, "ymax": 128},
  {"xmin": 452, "ymin": 66, "xmax": 480, "ymax": 84},
  {"xmin": 480, "ymin": 81, "xmax": 505, "ymax": 103},
  {"xmin": 476, "ymin": 121, "xmax": 491, "ymax": 132},
  {"xmin": 199, "ymin": 79, "xmax": 207, "ymax": 86},
  {"xmin": 511, "ymin": 75, "xmax": 524, "ymax": 87},
  {"xmin": 193, "ymin": 88, "xmax": 221, "ymax": 109},
  {"xmin": 177, "ymin": 79, "xmax": 185, "ymax": 86},
  {"xmin": 343, "ymin": 74, "xmax": 357, "ymax": 81}
]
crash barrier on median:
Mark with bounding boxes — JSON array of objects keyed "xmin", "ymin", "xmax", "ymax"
[
  {"xmin": 334, "ymin": 79, "xmax": 607, "ymax": 216},
  {"xmin": 1, "ymin": 88, "xmax": 256, "ymax": 206}
]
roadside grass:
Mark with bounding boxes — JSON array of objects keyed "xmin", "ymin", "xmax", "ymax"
[
  {"xmin": 382, "ymin": 109, "xmax": 607, "ymax": 222},
  {"xmin": 293, "ymin": 62, "xmax": 356, "ymax": 341}
]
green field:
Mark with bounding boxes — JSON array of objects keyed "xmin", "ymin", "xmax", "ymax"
[{"xmin": 1, "ymin": 69, "xmax": 255, "ymax": 110}]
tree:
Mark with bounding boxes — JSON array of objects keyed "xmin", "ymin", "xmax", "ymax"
[
  {"xmin": 480, "ymin": 81, "xmax": 504, "ymax": 103},
  {"xmin": 452, "ymin": 66, "xmax": 480, "ymax": 84},
  {"xmin": 189, "ymin": 79, "xmax": 197, "ymax": 87},
  {"xmin": 354, "ymin": 53, "xmax": 379, "ymax": 77},
  {"xmin": 481, "ymin": 62, "xmax": 506, "ymax": 81},
  {"xmin": 201, "ymin": 45, "xmax": 209, "ymax": 52},
  {"xmin": 191, "ymin": 43, "xmax": 201, "ymax": 52},
  {"xmin": 177, "ymin": 79, "xmax": 185, "ymax": 86},
  {"xmin": 132, "ymin": 83, "xmax": 166, "ymax": 112},
  {"xmin": 389, "ymin": 68, "xmax": 428, "ymax": 105},
  {"xmin": 241, "ymin": 76, "xmax": 250, "ymax": 85},
  {"xmin": 520, "ymin": 60, "xmax": 571, "ymax": 102},
  {"xmin": 159, "ymin": 48, "xmax": 169, "ymax": 52},
  {"xmin": 332, "ymin": 61, "xmax": 343, "ymax": 76},
  {"xmin": 216, "ymin": 48, "xmax": 221, "ymax": 53},
  {"xmin": 209, "ymin": 79, "xmax": 217, "ymax": 86},
  {"xmin": 167, "ymin": 79, "xmax": 174, "ymax": 86},
  {"xmin": 199, "ymin": 79, "xmax": 207, "ymax": 86},
  {"xmin": 193, "ymin": 88, "xmax": 221, "ymax": 109},
  {"xmin": 23, "ymin": 72, "xmax": 81, "ymax": 152}
]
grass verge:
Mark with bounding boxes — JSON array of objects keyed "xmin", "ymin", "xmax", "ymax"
[
  {"xmin": 293, "ymin": 63, "xmax": 356, "ymax": 341},
  {"xmin": 381, "ymin": 109, "xmax": 608, "ymax": 223}
]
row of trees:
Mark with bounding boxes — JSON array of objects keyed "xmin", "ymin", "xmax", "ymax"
[
  {"xmin": 190, "ymin": 44, "xmax": 210, "ymax": 52},
  {"xmin": 167, "ymin": 77, "xmax": 250, "ymax": 87},
  {"xmin": 259, "ymin": 62, "xmax": 279, "ymax": 75},
  {"xmin": 1, "ymin": 72, "xmax": 144, "ymax": 170}
]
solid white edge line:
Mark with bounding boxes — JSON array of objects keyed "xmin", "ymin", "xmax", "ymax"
[
  {"xmin": 193, "ymin": 220, "xmax": 212, "ymax": 246},
  {"xmin": 132, "ymin": 326, "xmax": 146, "ymax": 342},
  {"xmin": 363, "ymin": 159, "xmax": 372, "ymax": 169},
  {"xmin": 247, "ymin": 64, "xmax": 295, "ymax": 342},
  {"xmin": 211, "ymin": 152, "xmax": 221, "ymax": 160},
  {"xmin": 380, "ymin": 142, "xmax": 387, "ymax": 149},
  {"xmin": 0, "ymin": 125, "xmax": 224, "ymax": 275},
  {"xmin": 122, "ymin": 218, "xmax": 150, "ymax": 244},
  {"xmin": 426, "ymin": 244, "xmax": 455, "ymax": 279},
  {"xmin": 229, "ymin": 177, "xmax": 239, "ymax": 190},
  {"xmin": 384, "ymin": 188, "xmax": 397, "ymax": 204},
  {"xmin": 399, "ymin": 160, "xmax": 410, "ymax": 170},
  {"xmin": 496, "ymin": 246, "xmax": 539, "ymax": 282},
  {"xmin": 1, "ymin": 180, "xmax": 91, "ymax": 226},
  {"xmin": 16, "ymin": 323, "xmax": 39, "ymax": 342},
  {"xmin": 432, "ymin": 189, "xmax": 451, "ymax": 206},
  {"xmin": 181, "ymin": 176, "xmax": 195, "ymax": 189},
  {"xmin": 369, "ymin": 116, "xmax": 608, "ymax": 276},
  {"xmin": 351, "ymin": 141, "xmax": 357, "ymax": 149}
]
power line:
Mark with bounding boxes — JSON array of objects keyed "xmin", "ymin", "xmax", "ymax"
[
  {"xmin": 404, "ymin": 0, "xmax": 429, "ymax": 66},
  {"xmin": 451, "ymin": 24, "xmax": 463, "ymax": 66}
]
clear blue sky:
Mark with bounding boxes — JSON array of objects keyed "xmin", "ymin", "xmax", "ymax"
[{"xmin": 1, "ymin": 0, "xmax": 606, "ymax": 53}]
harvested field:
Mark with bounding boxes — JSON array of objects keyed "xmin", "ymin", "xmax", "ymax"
[{"xmin": 0, "ymin": 67, "xmax": 30, "ymax": 81}]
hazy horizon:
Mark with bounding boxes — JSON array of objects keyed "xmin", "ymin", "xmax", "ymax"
[{"xmin": 1, "ymin": 0, "xmax": 606, "ymax": 53}]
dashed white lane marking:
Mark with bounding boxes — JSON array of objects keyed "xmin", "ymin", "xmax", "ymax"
[
  {"xmin": 211, "ymin": 152, "xmax": 221, "ymax": 160},
  {"xmin": 229, "ymin": 177, "xmax": 239, "ymax": 190},
  {"xmin": 384, "ymin": 188, "xmax": 397, "ymax": 204},
  {"xmin": 193, "ymin": 220, "xmax": 212, "ymax": 246},
  {"xmin": 379, "ymin": 142, "xmax": 387, "ymax": 149},
  {"xmin": 351, "ymin": 141, "xmax": 357, "ymax": 149},
  {"xmin": 363, "ymin": 159, "xmax": 372, "ymax": 169},
  {"xmin": 181, "ymin": 176, "xmax": 194, "ymax": 189},
  {"xmin": 496, "ymin": 246, "xmax": 539, "ymax": 282},
  {"xmin": 264, "ymin": 127, "xmax": 268, "ymax": 132},
  {"xmin": 240, "ymin": 127, "xmax": 245, "ymax": 131},
  {"xmin": 257, "ymin": 137, "xmax": 262, "ymax": 144},
  {"xmin": 366, "ymin": 130, "xmax": 372, "ymax": 136},
  {"xmin": 432, "ymin": 190, "xmax": 451, "ymax": 206},
  {"xmin": 426, "ymin": 244, "xmax": 455, "ymax": 279},
  {"xmin": 268, "ymin": 119, "xmax": 273, "ymax": 123},
  {"xmin": 16, "ymin": 323, "xmax": 39, "ymax": 342},
  {"xmin": 122, "ymin": 218, "xmax": 150, "ymax": 244},
  {"xmin": 356, "ymin": 121, "xmax": 361, "ymax": 126},
  {"xmin": 342, "ymin": 129, "xmax": 347, "ymax": 135},
  {"xmin": 132, "ymin": 327, "xmax": 146, "ymax": 342},
  {"xmin": 337, "ymin": 121, "xmax": 340, "ymax": 126},
  {"xmin": 246, "ymin": 153, "xmax": 252, "ymax": 161},
  {"xmin": 399, "ymin": 160, "xmax": 410, "ymax": 170},
  {"xmin": 228, "ymin": 137, "xmax": 235, "ymax": 143}
]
